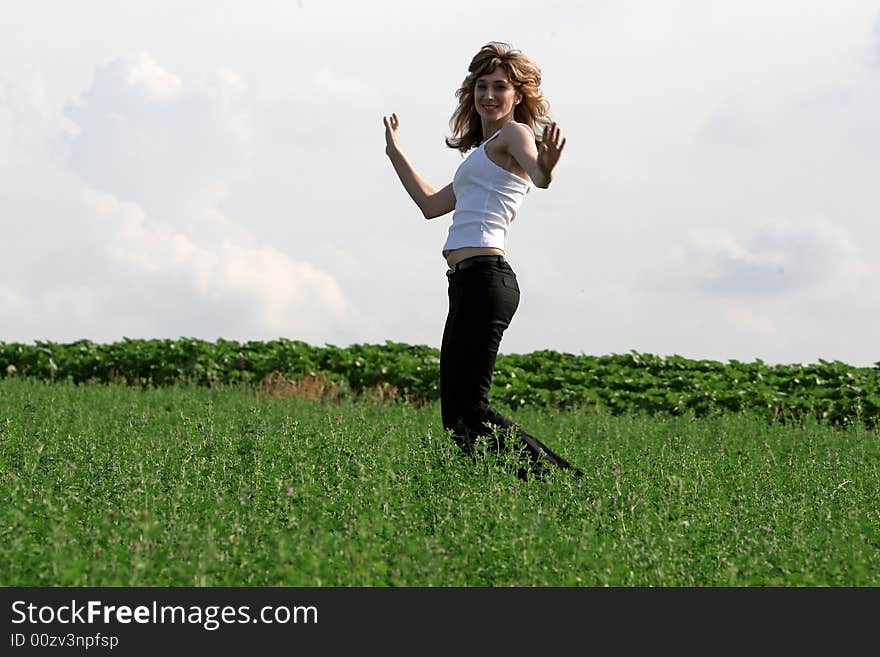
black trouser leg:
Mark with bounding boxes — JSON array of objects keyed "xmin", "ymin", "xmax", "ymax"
[{"xmin": 440, "ymin": 257, "xmax": 580, "ymax": 476}]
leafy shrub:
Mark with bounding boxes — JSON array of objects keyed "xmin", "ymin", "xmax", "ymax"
[{"xmin": 1, "ymin": 339, "xmax": 877, "ymax": 427}]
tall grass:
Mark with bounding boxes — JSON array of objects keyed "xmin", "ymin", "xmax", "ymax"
[{"xmin": 1, "ymin": 378, "xmax": 878, "ymax": 586}]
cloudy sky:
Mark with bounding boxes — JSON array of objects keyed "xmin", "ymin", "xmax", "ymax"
[{"xmin": 2, "ymin": 1, "xmax": 878, "ymax": 366}]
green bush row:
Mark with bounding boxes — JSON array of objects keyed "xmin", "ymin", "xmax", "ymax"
[
  {"xmin": 2, "ymin": 339, "xmax": 878, "ymax": 426},
  {"xmin": 0, "ymin": 339, "xmax": 441, "ymax": 400}
]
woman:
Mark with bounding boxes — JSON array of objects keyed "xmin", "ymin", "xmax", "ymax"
[{"xmin": 383, "ymin": 41, "xmax": 581, "ymax": 478}]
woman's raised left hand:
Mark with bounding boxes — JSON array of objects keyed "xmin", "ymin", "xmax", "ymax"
[{"xmin": 537, "ymin": 122, "xmax": 566, "ymax": 176}]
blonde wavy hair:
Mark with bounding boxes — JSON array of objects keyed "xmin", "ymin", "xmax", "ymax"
[{"xmin": 446, "ymin": 41, "xmax": 551, "ymax": 154}]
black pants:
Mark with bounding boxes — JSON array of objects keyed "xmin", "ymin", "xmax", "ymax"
[{"xmin": 440, "ymin": 255, "xmax": 580, "ymax": 477}]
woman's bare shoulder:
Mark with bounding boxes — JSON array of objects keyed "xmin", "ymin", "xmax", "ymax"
[
  {"xmin": 504, "ymin": 121, "xmax": 533, "ymax": 133},
  {"xmin": 499, "ymin": 121, "xmax": 535, "ymax": 143}
]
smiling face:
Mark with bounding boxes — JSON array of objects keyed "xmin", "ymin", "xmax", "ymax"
[{"xmin": 473, "ymin": 67, "xmax": 521, "ymax": 125}]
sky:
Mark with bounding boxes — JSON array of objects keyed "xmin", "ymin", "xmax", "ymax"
[{"xmin": 1, "ymin": 1, "xmax": 879, "ymax": 366}]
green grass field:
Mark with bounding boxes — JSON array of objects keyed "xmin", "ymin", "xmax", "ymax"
[{"xmin": 1, "ymin": 378, "xmax": 878, "ymax": 586}]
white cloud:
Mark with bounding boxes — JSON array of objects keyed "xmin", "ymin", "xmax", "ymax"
[
  {"xmin": 63, "ymin": 53, "xmax": 253, "ymax": 215},
  {"xmin": 80, "ymin": 187, "xmax": 346, "ymax": 336},
  {"xmin": 114, "ymin": 51, "xmax": 182, "ymax": 102},
  {"xmin": 664, "ymin": 219, "xmax": 870, "ymax": 299},
  {"xmin": 0, "ymin": 74, "xmax": 76, "ymax": 166},
  {"xmin": 0, "ymin": 60, "xmax": 348, "ymax": 345},
  {"xmin": 632, "ymin": 219, "xmax": 880, "ymax": 364}
]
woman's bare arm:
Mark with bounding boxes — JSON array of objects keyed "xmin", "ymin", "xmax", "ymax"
[
  {"xmin": 502, "ymin": 121, "xmax": 567, "ymax": 189},
  {"xmin": 384, "ymin": 113, "xmax": 456, "ymax": 219}
]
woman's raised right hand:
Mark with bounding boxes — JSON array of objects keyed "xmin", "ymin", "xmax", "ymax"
[{"xmin": 383, "ymin": 113, "xmax": 401, "ymax": 156}]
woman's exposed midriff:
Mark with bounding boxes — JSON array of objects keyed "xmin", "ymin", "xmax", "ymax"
[{"xmin": 444, "ymin": 246, "xmax": 505, "ymax": 269}]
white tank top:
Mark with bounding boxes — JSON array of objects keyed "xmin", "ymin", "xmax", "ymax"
[{"xmin": 442, "ymin": 129, "xmax": 532, "ymax": 255}]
